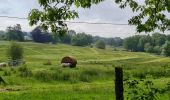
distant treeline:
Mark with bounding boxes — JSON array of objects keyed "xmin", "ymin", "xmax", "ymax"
[
  {"xmin": 2, "ymin": 24, "xmax": 170, "ymax": 57},
  {"xmin": 0, "ymin": 24, "xmax": 123, "ymax": 49},
  {"xmin": 123, "ymin": 33, "xmax": 170, "ymax": 57}
]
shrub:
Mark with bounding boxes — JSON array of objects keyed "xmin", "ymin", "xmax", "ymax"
[
  {"xmin": 96, "ymin": 40, "xmax": 106, "ymax": 49},
  {"xmin": 7, "ymin": 42, "xmax": 24, "ymax": 66},
  {"xmin": 125, "ymin": 79, "xmax": 168, "ymax": 100},
  {"xmin": 7, "ymin": 42, "xmax": 23, "ymax": 60}
]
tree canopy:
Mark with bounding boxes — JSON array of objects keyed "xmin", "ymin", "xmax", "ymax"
[
  {"xmin": 29, "ymin": 0, "xmax": 170, "ymax": 34},
  {"xmin": 115, "ymin": 0, "xmax": 170, "ymax": 32},
  {"xmin": 28, "ymin": 0, "xmax": 104, "ymax": 35},
  {"xmin": 5, "ymin": 24, "xmax": 24, "ymax": 41}
]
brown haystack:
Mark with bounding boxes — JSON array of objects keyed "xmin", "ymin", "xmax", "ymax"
[{"xmin": 61, "ymin": 56, "xmax": 77, "ymax": 68}]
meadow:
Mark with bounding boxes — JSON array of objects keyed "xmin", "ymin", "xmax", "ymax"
[{"xmin": 0, "ymin": 41, "xmax": 170, "ymax": 100}]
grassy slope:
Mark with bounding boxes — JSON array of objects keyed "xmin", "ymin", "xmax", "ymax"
[{"xmin": 0, "ymin": 41, "xmax": 170, "ymax": 100}]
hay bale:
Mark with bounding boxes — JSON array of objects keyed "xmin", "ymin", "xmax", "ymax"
[{"xmin": 61, "ymin": 56, "xmax": 77, "ymax": 68}]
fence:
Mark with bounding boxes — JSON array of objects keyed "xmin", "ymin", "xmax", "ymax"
[{"xmin": 115, "ymin": 67, "xmax": 124, "ymax": 100}]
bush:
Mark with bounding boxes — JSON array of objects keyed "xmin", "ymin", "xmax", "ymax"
[
  {"xmin": 71, "ymin": 33, "xmax": 93, "ymax": 46},
  {"xmin": 7, "ymin": 42, "xmax": 24, "ymax": 61},
  {"xmin": 96, "ymin": 40, "xmax": 106, "ymax": 49}
]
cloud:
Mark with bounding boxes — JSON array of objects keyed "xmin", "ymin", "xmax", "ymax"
[
  {"xmin": 0, "ymin": 0, "xmax": 168, "ymax": 38},
  {"xmin": 0, "ymin": 8, "xmax": 11, "ymax": 14}
]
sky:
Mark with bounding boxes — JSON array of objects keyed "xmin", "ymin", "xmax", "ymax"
[{"xmin": 0, "ymin": 0, "xmax": 168, "ymax": 38}]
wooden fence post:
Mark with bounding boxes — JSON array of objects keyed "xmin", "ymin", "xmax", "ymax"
[{"xmin": 115, "ymin": 67, "xmax": 124, "ymax": 100}]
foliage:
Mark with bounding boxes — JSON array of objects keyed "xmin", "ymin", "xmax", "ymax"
[
  {"xmin": 115, "ymin": 0, "xmax": 170, "ymax": 32},
  {"xmin": 60, "ymin": 33, "xmax": 72, "ymax": 44},
  {"xmin": 162, "ymin": 41, "xmax": 170, "ymax": 57},
  {"xmin": 104, "ymin": 37, "xmax": 123, "ymax": 47},
  {"xmin": 123, "ymin": 35, "xmax": 141, "ymax": 51},
  {"xmin": 152, "ymin": 33, "xmax": 166, "ymax": 46},
  {"xmin": 153, "ymin": 46, "xmax": 162, "ymax": 54},
  {"xmin": 28, "ymin": 0, "xmax": 103, "ymax": 35},
  {"xmin": 31, "ymin": 27, "xmax": 52, "ymax": 43},
  {"xmin": 125, "ymin": 80, "xmax": 167, "ymax": 100},
  {"xmin": 71, "ymin": 33, "xmax": 93, "ymax": 46},
  {"xmin": 29, "ymin": 0, "xmax": 170, "ymax": 34},
  {"xmin": 123, "ymin": 33, "xmax": 169, "ymax": 55},
  {"xmin": 138, "ymin": 35, "xmax": 152, "ymax": 52},
  {"xmin": 0, "ymin": 30, "xmax": 5, "ymax": 40},
  {"xmin": 96, "ymin": 40, "xmax": 106, "ymax": 49},
  {"xmin": 7, "ymin": 42, "xmax": 24, "ymax": 60},
  {"xmin": 5, "ymin": 24, "xmax": 24, "ymax": 41}
]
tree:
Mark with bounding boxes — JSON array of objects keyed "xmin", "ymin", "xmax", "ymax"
[
  {"xmin": 123, "ymin": 35, "xmax": 141, "ymax": 52},
  {"xmin": 31, "ymin": 27, "xmax": 52, "ymax": 43},
  {"xmin": 144, "ymin": 43, "xmax": 154, "ymax": 53},
  {"xmin": 115, "ymin": 0, "xmax": 170, "ymax": 32},
  {"xmin": 162, "ymin": 41, "xmax": 170, "ymax": 57},
  {"xmin": 7, "ymin": 42, "xmax": 24, "ymax": 61},
  {"xmin": 166, "ymin": 34, "xmax": 170, "ymax": 41},
  {"xmin": 138, "ymin": 35, "xmax": 152, "ymax": 52},
  {"xmin": 5, "ymin": 24, "xmax": 24, "ymax": 41},
  {"xmin": 107, "ymin": 37, "xmax": 123, "ymax": 47},
  {"xmin": 29, "ymin": 0, "xmax": 170, "ymax": 34},
  {"xmin": 152, "ymin": 33, "xmax": 166, "ymax": 46},
  {"xmin": 153, "ymin": 46, "xmax": 161, "ymax": 55},
  {"xmin": 96, "ymin": 40, "xmax": 106, "ymax": 49},
  {"xmin": 28, "ymin": 0, "xmax": 103, "ymax": 35},
  {"xmin": 60, "ymin": 33, "xmax": 72, "ymax": 44},
  {"xmin": 0, "ymin": 30, "xmax": 5, "ymax": 40},
  {"xmin": 71, "ymin": 33, "xmax": 93, "ymax": 46}
]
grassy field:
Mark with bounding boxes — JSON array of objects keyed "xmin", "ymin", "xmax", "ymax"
[{"xmin": 0, "ymin": 41, "xmax": 170, "ymax": 100}]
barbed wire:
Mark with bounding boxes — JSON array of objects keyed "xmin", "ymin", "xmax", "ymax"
[{"xmin": 0, "ymin": 15, "xmax": 129, "ymax": 26}]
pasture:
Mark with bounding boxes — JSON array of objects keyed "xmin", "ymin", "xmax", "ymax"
[{"xmin": 0, "ymin": 41, "xmax": 170, "ymax": 100}]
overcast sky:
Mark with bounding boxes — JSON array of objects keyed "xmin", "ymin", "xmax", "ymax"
[{"xmin": 0, "ymin": 0, "xmax": 168, "ymax": 38}]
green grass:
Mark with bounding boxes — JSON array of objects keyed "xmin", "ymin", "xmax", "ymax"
[{"xmin": 0, "ymin": 41, "xmax": 170, "ymax": 100}]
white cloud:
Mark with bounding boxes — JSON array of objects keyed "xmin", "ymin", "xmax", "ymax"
[{"xmin": 0, "ymin": 0, "xmax": 168, "ymax": 38}]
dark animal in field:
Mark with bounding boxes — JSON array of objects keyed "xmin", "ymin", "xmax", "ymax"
[
  {"xmin": 0, "ymin": 63, "xmax": 7, "ymax": 67},
  {"xmin": 61, "ymin": 56, "xmax": 77, "ymax": 68}
]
